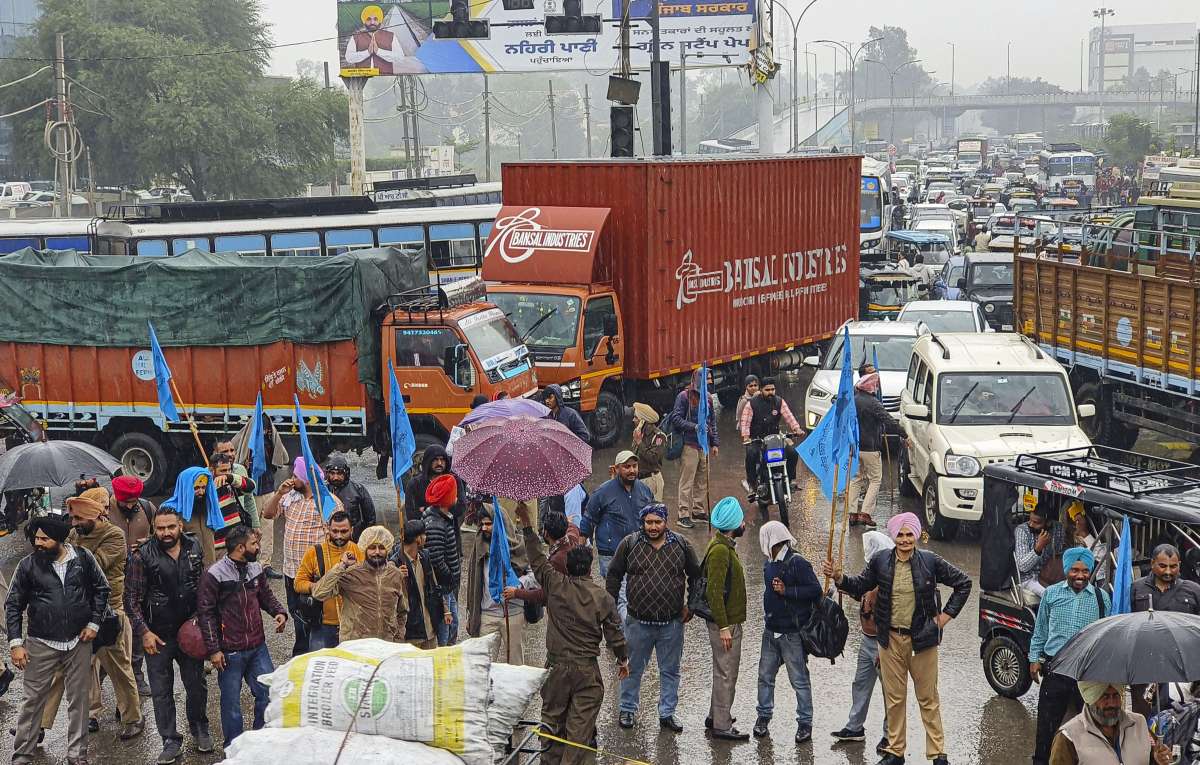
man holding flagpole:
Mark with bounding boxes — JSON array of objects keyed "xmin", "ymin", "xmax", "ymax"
[
  {"xmin": 671, "ymin": 367, "xmax": 718, "ymax": 529},
  {"xmin": 465, "ymin": 503, "xmax": 526, "ymax": 664}
]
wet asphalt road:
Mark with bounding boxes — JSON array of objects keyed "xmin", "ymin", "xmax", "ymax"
[{"xmin": 0, "ymin": 374, "xmax": 1190, "ymax": 765}]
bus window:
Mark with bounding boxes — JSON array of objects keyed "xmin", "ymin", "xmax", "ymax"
[
  {"xmin": 395, "ymin": 328, "xmax": 460, "ymax": 368},
  {"xmin": 214, "ymin": 234, "xmax": 267, "ymax": 256},
  {"xmin": 270, "ymin": 231, "xmax": 320, "ymax": 257},
  {"xmin": 378, "ymin": 226, "xmax": 424, "ymax": 246},
  {"xmin": 136, "ymin": 239, "xmax": 169, "ymax": 258},
  {"xmin": 172, "ymin": 238, "xmax": 212, "ymax": 255},
  {"xmin": 479, "ymin": 222, "xmax": 494, "ymax": 242},
  {"xmin": 429, "ymin": 223, "xmax": 478, "ymax": 270},
  {"xmin": 97, "ymin": 237, "xmax": 127, "ymax": 256},
  {"xmin": 0, "ymin": 237, "xmax": 37, "ymax": 253},
  {"xmin": 326, "ymin": 228, "xmax": 373, "ymax": 256},
  {"xmin": 46, "ymin": 236, "xmax": 89, "ymax": 252}
]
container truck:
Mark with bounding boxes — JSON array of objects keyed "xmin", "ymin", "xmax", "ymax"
[
  {"xmin": 956, "ymin": 137, "xmax": 988, "ymax": 171},
  {"xmin": 1015, "ymin": 184, "xmax": 1200, "ymax": 459},
  {"xmin": 484, "ymin": 156, "xmax": 861, "ymax": 447},
  {"xmin": 0, "ymin": 248, "xmax": 536, "ymax": 493}
]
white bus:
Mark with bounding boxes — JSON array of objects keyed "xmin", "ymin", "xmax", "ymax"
[
  {"xmin": 861, "ymin": 157, "xmax": 893, "ymax": 253},
  {"xmin": 1012, "ymin": 133, "xmax": 1045, "ymax": 159},
  {"xmin": 0, "ymin": 217, "xmax": 95, "ymax": 254},
  {"xmin": 1037, "ymin": 144, "xmax": 1097, "ymax": 189}
]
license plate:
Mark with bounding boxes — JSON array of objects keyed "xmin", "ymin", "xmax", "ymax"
[
  {"xmin": 1002, "ymin": 324, "xmax": 1013, "ymax": 331},
  {"xmin": 765, "ymin": 448, "xmax": 785, "ymax": 464}
]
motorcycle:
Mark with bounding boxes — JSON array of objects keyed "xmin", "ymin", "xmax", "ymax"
[{"xmin": 748, "ymin": 433, "xmax": 797, "ymax": 527}]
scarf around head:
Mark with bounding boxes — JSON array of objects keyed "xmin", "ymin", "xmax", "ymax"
[{"xmin": 160, "ymin": 466, "xmax": 223, "ymax": 531}]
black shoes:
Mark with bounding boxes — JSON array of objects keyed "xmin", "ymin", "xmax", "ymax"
[
  {"xmin": 677, "ymin": 517, "xmax": 695, "ymax": 529},
  {"xmin": 877, "ymin": 754, "xmax": 905, "ymax": 765},
  {"xmin": 618, "ymin": 711, "xmax": 635, "ymax": 729},
  {"xmin": 157, "ymin": 740, "xmax": 182, "ymax": 764},
  {"xmin": 659, "ymin": 716, "xmax": 684, "ymax": 733},
  {"xmin": 704, "ymin": 716, "xmax": 735, "ymax": 729},
  {"xmin": 932, "ymin": 757, "xmax": 949, "ymax": 765},
  {"xmin": 87, "ymin": 717, "xmax": 99, "ymax": 733},
  {"xmin": 795, "ymin": 726, "xmax": 812, "ymax": 744},
  {"xmin": 711, "ymin": 727, "xmax": 750, "ymax": 741},
  {"xmin": 877, "ymin": 737, "xmax": 890, "ymax": 755},
  {"xmin": 193, "ymin": 725, "xmax": 214, "ymax": 753},
  {"xmin": 752, "ymin": 716, "xmax": 770, "ymax": 738},
  {"xmin": 264, "ymin": 565, "xmax": 283, "ymax": 580},
  {"xmin": 831, "ymin": 726, "xmax": 866, "ymax": 742}
]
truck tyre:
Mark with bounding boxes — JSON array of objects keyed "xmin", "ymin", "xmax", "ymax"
[
  {"xmin": 1075, "ymin": 382, "xmax": 1138, "ymax": 449},
  {"xmin": 110, "ymin": 432, "xmax": 171, "ymax": 496},
  {"xmin": 589, "ymin": 390, "xmax": 624, "ymax": 449},
  {"xmin": 897, "ymin": 447, "xmax": 918, "ymax": 498},
  {"xmin": 922, "ymin": 474, "xmax": 959, "ymax": 541},
  {"xmin": 983, "ymin": 634, "xmax": 1033, "ymax": 699}
]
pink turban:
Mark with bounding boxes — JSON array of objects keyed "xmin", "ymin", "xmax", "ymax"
[
  {"xmin": 855, "ymin": 372, "xmax": 881, "ymax": 394},
  {"xmin": 887, "ymin": 512, "xmax": 922, "ymax": 541},
  {"xmin": 292, "ymin": 456, "xmax": 323, "ymax": 485}
]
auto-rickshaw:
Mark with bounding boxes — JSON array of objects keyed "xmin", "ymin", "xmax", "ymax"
[
  {"xmin": 978, "ymin": 446, "xmax": 1200, "ymax": 699},
  {"xmin": 858, "ymin": 267, "xmax": 924, "ymax": 320}
]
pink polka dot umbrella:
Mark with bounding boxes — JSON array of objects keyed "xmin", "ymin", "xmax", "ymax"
[{"xmin": 450, "ymin": 416, "xmax": 592, "ymax": 500}]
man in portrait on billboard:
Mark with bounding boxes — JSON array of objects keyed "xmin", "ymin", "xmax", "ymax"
[{"xmin": 343, "ymin": 4, "xmax": 426, "ymax": 75}]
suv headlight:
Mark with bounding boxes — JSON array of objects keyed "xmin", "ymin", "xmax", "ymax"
[
  {"xmin": 944, "ymin": 454, "xmax": 981, "ymax": 477},
  {"xmin": 808, "ymin": 385, "xmax": 832, "ymax": 401},
  {"xmin": 983, "ymin": 303, "xmax": 995, "ymax": 313}
]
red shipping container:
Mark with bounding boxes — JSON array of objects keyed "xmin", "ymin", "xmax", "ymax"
[{"xmin": 496, "ymin": 156, "xmax": 861, "ymax": 379}]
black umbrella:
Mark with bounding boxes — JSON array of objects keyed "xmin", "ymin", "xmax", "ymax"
[
  {"xmin": 0, "ymin": 440, "xmax": 121, "ymax": 492},
  {"xmin": 1051, "ymin": 610, "xmax": 1200, "ymax": 684}
]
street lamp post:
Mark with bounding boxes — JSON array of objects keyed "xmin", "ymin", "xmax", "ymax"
[
  {"xmin": 947, "ymin": 42, "xmax": 955, "ymax": 97},
  {"xmin": 1094, "ymin": 7, "xmax": 1115, "ymax": 127},
  {"xmin": 865, "ymin": 58, "xmax": 922, "ymax": 146},
  {"xmin": 806, "ymin": 47, "xmax": 819, "ymax": 139},
  {"xmin": 814, "ymin": 36, "xmax": 883, "ymax": 149},
  {"xmin": 768, "ymin": 0, "xmax": 822, "ymax": 152}
]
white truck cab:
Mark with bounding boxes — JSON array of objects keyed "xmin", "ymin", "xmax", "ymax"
[{"xmin": 897, "ymin": 333, "xmax": 1094, "ymax": 539}]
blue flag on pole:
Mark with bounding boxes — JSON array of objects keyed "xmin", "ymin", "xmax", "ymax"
[
  {"xmin": 872, "ymin": 345, "xmax": 883, "ymax": 402},
  {"xmin": 488, "ymin": 497, "xmax": 520, "ymax": 605},
  {"xmin": 696, "ymin": 364, "xmax": 710, "ymax": 454},
  {"xmin": 292, "ymin": 395, "xmax": 338, "ymax": 521},
  {"xmin": 388, "ymin": 362, "xmax": 417, "ymax": 493},
  {"xmin": 246, "ymin": 392, "xmax": 268, "ymax": 485},
  {"xmin": 1111, "ymin": 515, "xmax": 1133, "ymax": 615},
  {"xmin": 797, "ymin": 326, "xmax": 860, "ymax": 498},
  {"xmin": 147, "ymin": 322, "xmax": 180, "ymax": 423}
]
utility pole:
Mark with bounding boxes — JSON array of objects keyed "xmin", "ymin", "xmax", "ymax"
[
  {"xmin": 1094, "ymin": 7, "xmax": 1114, "ymax": 128},
  {"xmin": 397, "ymin": 79, "xmax": 413, "ymax": 178},
  {"xmin": 1194, "ymin": 30, "xmax": 1199, "ymax": 153},
  {"xmin": 344, "ymin": 77, "xmax": 367, "ymax": 192},
  {"xmin": 679, "ymin": 48, "xmax": 687, "ymax": 154},
  {"xmin": 409, "ymin": 78, "xmax": 422, "ymax": 176},
  {"xmin": 583, "ymin": 83, "xmax": 592, "ymax": 158},
  {"xmin": 483, "ymin": 75, "xmax": 492, "ymax": 180},
  {"xmin": 324, "ymin": 62, "xmax": 340, "ymax": 196},
  {"xmin": 548, "ymin": 80, "xmax": 558, "ymax": 159},
  {"xmin": 53, "ymin": 33, "xmax": 70, "ymax": 218},
  {"xmin": 948, "ymin": 42, "xmax": 955, "ymax": 97}
]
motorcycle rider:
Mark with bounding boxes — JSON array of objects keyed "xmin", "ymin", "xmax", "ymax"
[
  {"xmin": 738, "ymin": 378, "xmax": 803, "ymax": 501},
  {"xmin": 323, "ymin": 454, "xmax": 377, "ymax": 543}
]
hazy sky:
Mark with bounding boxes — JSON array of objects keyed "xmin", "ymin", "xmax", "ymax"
[{"xmin": 262, "ymin": 0, "xmax": 1197, "ymax": 89}]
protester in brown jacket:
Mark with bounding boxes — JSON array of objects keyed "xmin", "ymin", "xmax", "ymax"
[
  {"xmin": 110, "ymin": 476, "xmax": 155, "ymax": 554},
  {"xmin": 517, "ymin": 501, "xmax": 628, "ymax": 765},
  {"xmin": 832, "ymin": 530, "xmax": 895, "ymax": 752},
  {"xmin": 311, "ymin": 525, "xmax": 409, "ymax": 642}
]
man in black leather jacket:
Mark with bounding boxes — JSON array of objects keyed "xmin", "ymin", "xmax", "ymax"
[
  {"xmin": 6, "ymin": 514, "xmax": 110, "ymax": 765},
  {"xmin": 324, "ymin": 454, "xmax": 377, "ymax": 542},
  {"xmin": 824, "ymin": 512, "xmax": 971, "ymax": 765}
]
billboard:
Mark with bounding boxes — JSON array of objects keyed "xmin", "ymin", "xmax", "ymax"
[{"xmin": 336, "ymin": 0, "xmax": 755, "ymax": 75}]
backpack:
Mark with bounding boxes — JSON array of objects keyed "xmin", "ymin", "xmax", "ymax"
[
  {"xmin": 690, "ymin": 543, "xmax": 733, "ymax": 623},
  {"xmin": 800, "ymin": 594, "xmax": 850, "ymax": 664},
  {"xmin": 660, "ymin": 409, "xmax": 685, "ymax": 462}
]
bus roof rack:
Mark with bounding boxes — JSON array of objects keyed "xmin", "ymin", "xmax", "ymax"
[
  {"xmin": 372, "ymin": 174, "xmax": 480, "ymax": 192},
  {"xmin": 112, "ymin": 196, "xmax": 379, "ymax": 222},
  {"xmin": 1012, "ymin": 446, "xmax": 1200, "ymax": 497}
]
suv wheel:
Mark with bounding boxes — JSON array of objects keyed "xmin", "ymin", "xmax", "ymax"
[{"xmin": 922, "ymin": 474, "xmax": 959, "ymax": 541}]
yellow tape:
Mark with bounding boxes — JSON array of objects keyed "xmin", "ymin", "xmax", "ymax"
[{"xmin": 534, "ymin": 729, "xmax": 654, "ymax": 765}]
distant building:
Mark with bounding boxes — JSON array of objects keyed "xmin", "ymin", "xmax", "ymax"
[
  {"xmin": 0, "ymin": 0, "xmax": 40, "ymax": 173},
  {"xmin": 1089, "ymin": 22, "xmax": 1198, "ymax": 92}
]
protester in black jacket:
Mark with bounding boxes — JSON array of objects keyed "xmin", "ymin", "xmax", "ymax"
[
  {"xmin": 6, "ymin": 514, "xmax": 110, "ymax": 764},
  {"xmin": 543, "ymin": 384, "xmax": 591, "ymax": 443},
  {"xmin": 824, "ymin": 512, "xmax": 971, "ymax": 765},
  {"xmin": 390, "ymin": 519, "xmax": 449, "ymax": 649},
  {"xmin": 422, "ymin": 474, "xmax": 463, "ymax": 646},
  {"xmin": 324, "ymin": 454, "xmax": 377, "ymax": 542},
  {"xmin": 848, "ymin": 366, "xmax": 905, "ymax": 527},
  {"xmin": 403, "ymin": 444, "xmax": 463, "ymax": 522}
]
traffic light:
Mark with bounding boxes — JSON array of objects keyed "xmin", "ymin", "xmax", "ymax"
[
  {"xmin": 611, "ymin": 106, "xmax": 634, "ymax": 157},
  {"xmin": 545, "ymin": 0, "xmax": 602, "ymax": 34},
  {"xmin": 435, "ymin": 0, "xmax": 490, "ymax": 38},
  {"xmin": 502, "ymin": 0, "xmax": 535, "ymax": 8}
]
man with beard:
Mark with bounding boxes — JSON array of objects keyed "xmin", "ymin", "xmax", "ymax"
[
  {"xmin": 41, "ymin": 488, "xmax": 145, "ymax": 740},
  {"xmin": 404, "ymin": 444, "xmax": 460, "ymax": 522},
  {"xmin": 1049, "ymin": 682, "xmax": 1171, "ymax": 765},
  {"xmin": 606, "ymin": 503, "xmax": 701, "ymax": 733},
  {"xmin": 391, "ymin": 519, "xmax": 450, "ymax": 649},
  {"xmin": 702, "ymin": 498, "xmax": 750, "ymax": 741},
  {"xmin": 108, "ymin": 475, "xmax": 155, "ymax": 695},
  {"xmin": 543, "ymin": 384, "xmax": 591, "ymax": 443},
  {"xmin": 125, "ymin": 507, "xmax": 211, "ymax": 764},
  {"xmin": 1129, "ymin": 543, "xmax": 1200, "ymax": 717},
  {"xmin": 324, "ymin": 454, "xmax": 377, "ymax": 542},
  {"xmin": 294, "ymin": 511, "xmax": 363, "ymax": 650},
  {"xmin": 342, "ymin": 4, "xmax": 409, "ymax": 76},
  {"xmin": 738, "ymin": 377, "xmax": 802, "ymax": 501},
  {"xmin": 312, "ymin": 525, "xmax": 409, "ymax": 642},
  {"xmin": 6, "ymin": 514, "xmax": 109, "ymax": 765},
  {"xmin": 196, "ymin": 525, "xmax": 287, "ymax": 747},
  {"xmin": 466, "ymin": 508, "xmax": 527, "ymax": 664}
]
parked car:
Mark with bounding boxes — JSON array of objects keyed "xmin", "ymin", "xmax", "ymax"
[
  {"xmin": 897, "ymin": 333, "xmax": 1093, "ymax": 539},
  {"xmin": 956, "ymin": 252, "xmax": 1014, "ymax": 331},
  {"xmin": 896, "ymin": 299, "xmax": 993, "ymax": 333}
]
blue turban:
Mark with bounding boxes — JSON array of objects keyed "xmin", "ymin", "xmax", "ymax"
[
  {"xmin": 1062, "ymin": 546, "xmax": 1095, "ymax": 574},
  {"xmin": 640, "ymin": 503, "xmax": 668, "ymax": 521},
  {"xmin": 711, "ymin": 496, "xmax": 744, "ymax": 531},
  {"xmin": 160, "ymin": 466, "xmax": 224, "ymax": 531}
]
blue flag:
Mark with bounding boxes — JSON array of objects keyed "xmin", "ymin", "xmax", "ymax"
[
  {"xmin": 872, "ymin": 345, "xmax": 883, "ymax": 402},
  {"xmin": 247, "ymin": 392, "xmax": 268, "ymax": 485},
  {"xmin": 696, "ymin": 364, "xmax": 711, "ymax": 454},
  {"xmin": 148, "ymin": 322, "xmax": 180, "ymax": 423},
  {"xmin": 388, "ymin": 362, "xmax": 417, "ymax": 492},
  {"xmin": 797, "ymin": 326, "xmax": 861, "ymax": 498},
  {"xmin": 1111, "ymin": 515, "xmax": 1133, "ymax": 615},
  {"xmin": 293, "ymin": 394, "xmax": 338, "ymax": 521},
  {"xmin": 488, "ymin": 497, "xmax": 520, "ymax": 605}
]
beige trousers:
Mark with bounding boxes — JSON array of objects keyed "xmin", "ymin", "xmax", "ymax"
[
  {"xmin": 848, "ymin": 451, "xmax": 885, "ymax": 516},
  {"xmin": 677, "ymin": 446, "xmax": 709, "ymax": 520},
  {"xmin": 43, "ymin": 611, "xmax": 143, "ymax": 728},
  {"xmin": 706, "ymin": 622, "xmax": 743, "ymax": 731},
  {"xmin": 479, "ymin": 609, "xmax": 527, "ymax": 666},
  {"xmin": 14, "ymin": 640, "xmax": 91, "ymax": 762},
  {"xmin": 879, "ymin": 631, "xmax": 945, "ymax": 759},
  {"xmin": 643, "ymin": 472, "xmax": 665, "ymax": 502}
]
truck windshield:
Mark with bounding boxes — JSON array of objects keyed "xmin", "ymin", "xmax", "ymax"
[
  {"xmin": 489, "ymin": 293, "xmax": 581, "ymax": 350},
  {"xmin": 459, "ymin": 307, "xmax": 528, "ymax": 371},
  {"xmin": 937, "ymin": 373, "xmax": 1074, "ymax": 426},
  {"xmin": 969, "ymin": 263, "xmax": 1013, "ymax": 287},
  {"xmin": 861, "ymin": 176, "xmax": 883, "ymax": 232},
  {"xmin": 823, "ymin": 334, "xmax": 918, "ymax": 372}
]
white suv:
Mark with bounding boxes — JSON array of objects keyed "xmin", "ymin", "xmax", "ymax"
[{"xmin": 897, "ymin": 333, "xmax": 1094, "ymax": 539}]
